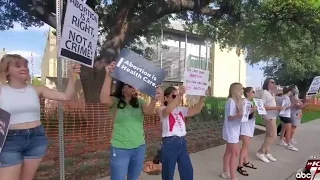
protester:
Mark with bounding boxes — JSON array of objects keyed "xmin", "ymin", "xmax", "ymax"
[
  {"xmin": 237, "ymin": 87, "xmax": 257, "ymax": 176},
  {"xmin": 277, "ymin": 86, "xmax": 298, "ymax": 151},
  {"xmin": 256, "ymin": 78, "xmax": 283, "ymax": 163},
  {"xmin": 289, "ymin": 87, "xmax": 307, "ymax": 144},
  {"xmin": 158, "ymin": 85, "xmax": 206, "ymax": 180},
  {"xmin": 100, "ymin": 61, "xmax": 162, "ymax": 180},
  {"xmin": 0, "ymin": 54, "xmax": 80, "ymax": 180},
  {"xmin": 221, "ymin": 83, "xmax": 243, "ymax": 180},
  {"xmin": 276, "ymin": 93, "xmax": 283, "ymax": 136}
]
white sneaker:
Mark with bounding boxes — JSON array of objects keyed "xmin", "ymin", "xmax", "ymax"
[
  {"xmin": 287, "ymin": 144, "xmax": 298, "ymax": 151},
  {"xmin": 265, "ymin": 153, "xmax": 277, "ymax": 162},
  {"xmin": 220, "ymin": 171, "xmax": 230, "ymax": 179},
  {"xmin": 256, "ymin": 152, "xmax": 269, "ymax": 163},
  {"xmin": 291, "ymin": 138, "xmax": 297, "ymax": 144},
  {"xmin": 278, "ymin": 140, "xmax": 288, "ymax": 146}
]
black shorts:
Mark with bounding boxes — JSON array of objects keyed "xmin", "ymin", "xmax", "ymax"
[{"xmin": 279, "ymin": 116, "xmax": 291, "ymax": 124}]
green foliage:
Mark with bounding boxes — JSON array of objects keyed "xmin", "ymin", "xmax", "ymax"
[{"xmin": 31, "ymin": 77, "xmax": 41, "ymax": 86}]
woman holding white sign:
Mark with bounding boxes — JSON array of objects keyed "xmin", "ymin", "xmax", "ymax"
[
  {"xmin": 237, "ymin": 87, "xmax": 257, "ymax": 177},
  {"xmin": 158, "ymin": 85, "xmax": 206, "ymax": 180},
  {"xmin": 220, "ymin": 83, "xmax": 243, "ymax": 180},
  {"xmin": 100, "ymin": 61, "xmax": 162, "ymax": 180},
  {"xmin": 0, "ymin": 54, "xmax": 80, "ymax": 180}
]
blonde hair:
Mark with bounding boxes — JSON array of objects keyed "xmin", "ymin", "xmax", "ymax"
[
  {"xmin": 228, "ymin": 82, "xmax": 243, "ymax": 113},
  {"xmin": 0, "ymin": 54, "xmax": 28, "ymax": 83}
]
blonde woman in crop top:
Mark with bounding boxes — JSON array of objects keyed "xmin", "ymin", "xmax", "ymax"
[{"xmin": 0, "ymin": 54, "xmax": 80, "ymax": 180}]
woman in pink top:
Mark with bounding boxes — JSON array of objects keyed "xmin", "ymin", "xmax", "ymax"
[{"xmin": 158, "ymin": 85, "xmax": 206, "ymax": 180}]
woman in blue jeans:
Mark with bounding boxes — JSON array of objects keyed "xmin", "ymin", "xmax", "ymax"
[
  {"xmin": 100, "ymin": 61, "xmax": 162, "ymax": 180},
  {"xmin": 158, "ymin": 85, "xmax": 206, "ymax": 180},
  {"xmin": 0, "ymin": 54, "xmax": 80, "ymax": 180}
]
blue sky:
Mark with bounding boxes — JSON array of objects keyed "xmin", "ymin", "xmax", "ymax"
[{"xmin": 0, "ymin": 23, "xmax": 265, "ymax": 87}]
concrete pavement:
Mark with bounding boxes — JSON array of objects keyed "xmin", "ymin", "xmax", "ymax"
[{"xmin": 98, "ymin": 119, "xmax": 320, "ymax": 180}]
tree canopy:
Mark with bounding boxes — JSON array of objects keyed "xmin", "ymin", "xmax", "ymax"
[{"xmin": 1, "ymin": 0, "xmax": 320, "ymax": 102}]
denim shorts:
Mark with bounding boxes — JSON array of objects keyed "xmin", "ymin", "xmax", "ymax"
[{"xmin": 0, "ymin": 125, "xmax": 48, "ymax": 168}]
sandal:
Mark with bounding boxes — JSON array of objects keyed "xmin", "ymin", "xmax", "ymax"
[
  {"xmin": 243, "ymin": 162, "xmax": 257, "ymax": 169},
  {"xmin": 237, "ymin": 166, "xmax": 249, "ymax": 176}
]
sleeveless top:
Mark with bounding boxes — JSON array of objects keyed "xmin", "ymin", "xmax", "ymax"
[{"xmin": 0, "ymin": 84, "xmax": 40, "ymax": 125}]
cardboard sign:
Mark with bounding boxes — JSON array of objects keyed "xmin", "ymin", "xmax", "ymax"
[
  {"xmin": 59, "ymin": 0, "xmax": 99, "ymax": 67},
  {"xmin": 307, "ymin": 76, "xmax": 320, "ymax": 96},
  {"xmin": 279, "ymin": 99, "xmax": 289, "ymax": 115},
  {"xmin": 253, "ymin": 98, "xmax": 267, "ymax": 115},
  {"xmin": 0, "ymin": 109, "xmax": 11, "ymax": 153},
  {"xmin": 241, "ymin": 101, "xmax": 252, "ymax": 122},
  {"xmin": 184, "ymin": 67, "xmax": 209, "ymax": 96},
  {"xmin": 111, "ymin": 49, "xmax": 165, "ymax": 97}
]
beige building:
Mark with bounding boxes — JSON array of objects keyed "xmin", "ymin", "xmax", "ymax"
[{"xmin": 0, "ymin": 48, "xmax": 6, "ymax": 59}]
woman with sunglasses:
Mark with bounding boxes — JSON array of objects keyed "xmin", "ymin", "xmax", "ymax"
[
  {"xmin": 100, "ymin": 61, "xmax": 162, "ymax": 180},
  {"xmin": 237, "ymin": 87, "xmax": 257, "ymax": 177},
  {"xmin": 158, "ymin": 85, "xmax": 205, "ymax": 180}
]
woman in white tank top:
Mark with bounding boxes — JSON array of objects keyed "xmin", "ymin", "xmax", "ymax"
[{"xmin": 0, "ymin": 54, "xmax": 80, "ymax": 180}]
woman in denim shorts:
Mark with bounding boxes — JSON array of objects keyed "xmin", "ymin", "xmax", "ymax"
[{"xmin": 0, "ymin": 54, "xmax": 80, "ymax": 180}]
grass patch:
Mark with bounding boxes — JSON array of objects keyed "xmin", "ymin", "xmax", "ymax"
[{"xmin": 255, "ymin": 111, "xmax": 320, "ymax": 126}]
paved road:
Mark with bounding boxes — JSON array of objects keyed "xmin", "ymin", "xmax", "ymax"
[{"xmin": 98, "ymin": 119, "xmax": 320, "ymax": 180}]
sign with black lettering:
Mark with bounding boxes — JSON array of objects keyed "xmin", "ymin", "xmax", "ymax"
[
  {"xmin": 58, "ymin": 0, "xmax": 99, "ymax": 67},
  {"xmin": 307, "ymin": 76, "xmax": 320, "ymax": 96},
  {"xmin": 111, "ymin": 49, "xmax": 165, "ymax": 97},
  {"xmin": 0, "ymin": 109, "xmax": 11, "ymax": 153}
]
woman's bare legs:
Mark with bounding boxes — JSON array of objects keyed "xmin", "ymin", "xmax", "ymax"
[
  {"xmin": 229, "ymin": 143, "xmax": 239, "ymax": 180},
  {"xmin": 239, "ymin": 135, "xmax": 250, "ymax": 166},
  {"xmin": 283, "ymin": 123, "xmax": 292, "ymax": 144},
  {"xmin": 20, "ymin": 158, "xmax": 43, "ymax": 180},
  {"xmin": 223, "ymin": 144, "xmax": 231, "ymax": 174},
  {"xmin": 0, "ymin": 164, "xmax": 22, "ymax": 180},
  {"xmin": 290, "ymin": 125, "xmax": 297, "ymax": 140}
]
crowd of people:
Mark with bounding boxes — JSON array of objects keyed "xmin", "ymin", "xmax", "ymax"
[{"xmin": 0, "ymin": 55, "xmax": 307, "ymax": 180}]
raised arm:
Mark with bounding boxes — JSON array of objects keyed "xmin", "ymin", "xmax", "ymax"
[
  {"xmin": 100, "ymin": 61, "xmax": 116, "ymax": 107},
  {"xmin": 142, "ymin": 87, "xmax": 162, "ymax": 115},
  {"xmin": 34, "ymin": 64, "xmax": 80, "ymax": 101},
  {"xmin": 186, "ymin": 96, "xmax": 206, "ymax": 117}
]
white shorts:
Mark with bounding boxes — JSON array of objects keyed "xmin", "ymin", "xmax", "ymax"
[{"xmin": 240, "ymin": 119, "xmax": 255, "ymax": 137}]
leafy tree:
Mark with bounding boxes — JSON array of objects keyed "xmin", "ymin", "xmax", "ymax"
[
  {"xmin": 2, "ymin": 0, "xmax": 320, "ymax": 102},
  {"xmin": 31, "ymin": 76, "xmax": 42, "ymax": 86}
]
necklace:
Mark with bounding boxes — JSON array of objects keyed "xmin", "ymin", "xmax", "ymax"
[{"xmin": 14, "ymin": 88, "xmax": 26, "ymax": 93}]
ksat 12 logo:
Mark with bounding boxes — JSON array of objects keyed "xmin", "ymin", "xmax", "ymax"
[{"xmin": 296, "ymin": 156, "xmax": 320, "ymax": 180}]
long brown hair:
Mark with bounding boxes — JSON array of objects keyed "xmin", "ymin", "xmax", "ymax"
[{"xmin": 228, "ymin": 83, "xmax": 243, "ymax": 113}]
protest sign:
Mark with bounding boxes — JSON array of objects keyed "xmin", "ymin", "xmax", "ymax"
[
  {"xmin": 306, "ymin": 76, "xmax": 320, "ymax": 96},
  {"xmin": 0, "ymin": 109, "xmax": 11, "ymax": 153},
  {"xmin": 241, "ymin": 101, "xmax": 252, "ymax": 122},
  {"xmin": 58, "ymin": 0, "xmax": 99, "ymax": 67},
  {"xmin": 184, "ymin": 67, "xmax": 209, "ymax": 96},
  {"xmin": 111, "ymin": 49, "xmax": 165, "ymax": 97},
  {"xmin": 279, "ymin": 99, "xmax": 289, "ymax": 115},
  {"xmin": 253, "ymin": 98, "xmax": 267, "ymax": 115}
]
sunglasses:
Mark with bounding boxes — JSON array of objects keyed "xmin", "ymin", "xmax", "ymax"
[
  {"xmin": 270, "ymin": 81, "xmax": 275, "ymax": 84},
  {"xmin": 251, "ymin": 91, "xmax": 255, "ymax": 94},
  {"xmin": 171, "ymin": 94, "xmax": 176, "ymax": 99},
  {"xmin": 126, "ymin": 84, "xmax": 133, "ymax": 88}
]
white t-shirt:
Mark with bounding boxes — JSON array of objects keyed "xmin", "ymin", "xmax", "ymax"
[
  {"xmin": 222, "ymin": 98, "xmax": 241, "ymax": 143},
  {"xmin": 278, "ymin": 95, "xmax": 291, "ymax": 118},
  {"xmin": 261, "ymin": 90, "xmax": 278, "ymax": 119},
  {"xmin": 158, "ymin": 106, "xmax": 188, "ymax": 137}
]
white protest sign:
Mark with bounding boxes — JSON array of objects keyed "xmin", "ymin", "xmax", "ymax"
[
  {"xmin": 307, "ymin": 76, "xmax": 320, "ymax": 96},
  {"xmin": 279, "ymin": 99, "xmax": 289, "ymax": 115},
  {"xmin": 184, "ymin": 67, "xmax": 209, "ymax": 96},
  {"xmin": 59, "ymin": 0, "xmax": 99, "ymax": 67},
  {"xmin": 253, "ymin": 98, "xmax": 267, "ymax": 115},
  {"xmin": 241, "ymin": 101, "xmax": 252, "ymax": 122}
]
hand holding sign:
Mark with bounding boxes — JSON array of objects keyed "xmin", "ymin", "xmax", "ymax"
[
  {"xmin": 178, "ymin": 86, "xmax": 186, "ymax": 96},
  {"xmin": 153, "ymin": 87, "xmax": 163, "ymax": 101},
  {"xmin": 67, "ymin": 63, "xmax": 81, "ymax": 79},
  {"xmin": 253, "ymin": 98, "xmax": 267, "ymax": 115},
  {"xmin": 105, "ymin": 61, "xmax": 116, "ymax": 74}
]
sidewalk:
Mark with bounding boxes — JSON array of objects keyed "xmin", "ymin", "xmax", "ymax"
[{"xmin": 98, "ymin": 119, "xmax": 320, "ymax": 180}]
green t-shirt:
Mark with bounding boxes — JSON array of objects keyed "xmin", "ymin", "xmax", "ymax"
[{"xmin": 109, "ymin": 97, "xmax": 146, "ymax": 149}]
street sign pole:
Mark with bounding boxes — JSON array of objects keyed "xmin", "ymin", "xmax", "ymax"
[{"xmin": 56, "ymin": 0, "xmax": 65, "ymax": 179}]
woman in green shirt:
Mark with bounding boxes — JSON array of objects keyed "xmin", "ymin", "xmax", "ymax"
[{"xmin": 100, "ymin": 61, "xmax": 162, "ymax": 180}]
